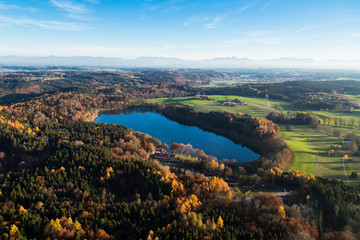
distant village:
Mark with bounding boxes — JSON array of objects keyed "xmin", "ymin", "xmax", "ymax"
[{"xmin": 199, "ymin": 95, "xmax": 248, "ymax": 106}]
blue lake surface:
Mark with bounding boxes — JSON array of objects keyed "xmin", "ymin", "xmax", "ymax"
[{"xmin": 95, "ymin": 111, "xmax": 259, "ymax": 162}]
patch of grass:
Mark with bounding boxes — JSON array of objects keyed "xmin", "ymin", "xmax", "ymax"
[
  {"xmin": 280, "ymin": 125, "xmax": 360, "ymax": 183},
  {"xmin": 345, "ymin": 94, "xmax": 360, "ymax": 102}
]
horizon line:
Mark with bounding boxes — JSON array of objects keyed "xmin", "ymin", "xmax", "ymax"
[{"xmin": 1, "ymin": 55, "xmax": 360, "ymax": 62}]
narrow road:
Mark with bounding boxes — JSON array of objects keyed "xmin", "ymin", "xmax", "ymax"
[{"xmin": 343, "ymin": 156, "xmax": 349, "ymax": 181}]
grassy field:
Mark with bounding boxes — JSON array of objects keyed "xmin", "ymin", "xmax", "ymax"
[
  {"xmin": 279, "ymin": 125, "xmax": 360, "ymax": 183},
  {"xmin": 147, "ymin": 95, "xmax": 292, "ymax": 118},
  {"xmin": 345, "ymin": 94, "xmax": 360, "ymax": 102},
  {"xmin": 147, "ymin": 95, "xmax": 360, "ymax": 184}
]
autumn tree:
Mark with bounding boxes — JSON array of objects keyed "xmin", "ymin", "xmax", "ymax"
[
  {"xmin": 170, "ymin": 142, "xmax": 185, "ymax": 154},
  {"xmin": 217, "ymin": 216, "xmax": 224, "ymax": 228}
]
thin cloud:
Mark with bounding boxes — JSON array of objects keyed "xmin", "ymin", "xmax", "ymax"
[
  {"xmin": 183, "ymin": 16, "xmax": 208, "ymax": 26},
  {"xmin": 249, "ymin": 30, "xmax": 282, "ymax": 38},
  {"xmin": 261, "ymin": 1, "xmax": 271, "ymax": 11},
  {"xmin": 296, "ymin": 25, "xmax": 318, "ymax": 33},
  {"xmin": 82, "ymin": 0, "xmax": 99, "ymax": 3},
  {"xmin": 201, "ymin": 4, "xmax": 250, "ymax": 29},
  {"xmin": 0, "ymin": 2, "xmax": 36, "ymax": 12},
  {"xmin": 237, "ymin": 4, "xmax": 251, "ymax": 13},
  {"xmin": 142, "ymin": 0, "xmax": 184, "ymax": 12},
  {"xmin": 0, "ymin": 16, "xmax": 87, "ymax": 31},
  {"xmin": 169, "ymin": 6, "xmax": 182, "ymax": 11},
  {"xmin": 50, "ymin": 0, "xmax": 87, "ymax": 14},
  {"xmin": 204, "ymin": 17, "xmax": 221, "ymax": 29}
]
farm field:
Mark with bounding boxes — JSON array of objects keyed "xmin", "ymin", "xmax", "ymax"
[
  {"xmin": 147, "ymin": 95, "xmax": 292, "ymax": 118},
  {"xmin": 147, "ymin": 95, "xmax": 360, "ymax": 184},
  {"xmin": 280, "ymin": 125, "xmax": 360, "ymax": 184}
]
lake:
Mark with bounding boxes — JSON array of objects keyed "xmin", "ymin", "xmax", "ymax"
[{"xmin": 95, "ymin": 109, "xmax": 259, "ymax": 162}]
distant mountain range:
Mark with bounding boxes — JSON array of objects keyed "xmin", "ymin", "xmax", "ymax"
[{"xmin": 0, "ymin": 55, "xmax": 359, "ymax": 70}]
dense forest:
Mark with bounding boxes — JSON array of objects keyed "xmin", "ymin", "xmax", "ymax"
[{"xmin": 0, "ymin": 70, "xmax": 360, "ymax": 239}]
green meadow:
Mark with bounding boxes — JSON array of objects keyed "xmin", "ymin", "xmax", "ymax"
[
  {"xmin": 147, "ymin": 95, "xmax": 360, "ymax": 183},
  {"xmin": 147, "ymin": 95, "xmax": 292, "ymax": 118}
]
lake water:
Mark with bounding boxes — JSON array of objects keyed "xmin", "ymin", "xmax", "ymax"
[{"xmin": 95, "ymin": 110, "xmax": 259, "ymax": 162}]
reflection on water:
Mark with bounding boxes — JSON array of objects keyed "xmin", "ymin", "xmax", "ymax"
[{"xmin": 95, "ymin": 109, "xmax": 259, "ymax": 162}]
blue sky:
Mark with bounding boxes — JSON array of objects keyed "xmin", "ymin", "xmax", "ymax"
[{"xmin": 0, "ymin": 0, "xmax": 360, "ymax": 60}]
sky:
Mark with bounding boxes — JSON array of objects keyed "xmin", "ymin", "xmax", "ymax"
[{"xmin": 0, "ymin": 0, "xmax": 360, "ymax": 61}]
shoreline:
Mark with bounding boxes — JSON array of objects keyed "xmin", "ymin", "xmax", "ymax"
[{"xmin": 93, "ymin": 104, "xmax": 292, "ymax": 171}]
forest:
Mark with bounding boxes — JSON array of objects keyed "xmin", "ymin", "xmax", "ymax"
[{"xmin": 0, "ymin": 70, "xmax": 360, "ymax": 239}]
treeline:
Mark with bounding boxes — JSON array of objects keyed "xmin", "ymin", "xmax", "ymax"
[
  {"xmin": 318, "ymin": 114, "xmax": 359, "ymax": 129},
  {"xmin": 267, "ymin": 110, "xmax": 360, "ymax": 132},
  {"xmin": 0, "ymin": 70, "xmax": 199, "ymax": 105},
  {"xmin": 267, "ymin": 112, "xmax": 319, "ymax": 129}
]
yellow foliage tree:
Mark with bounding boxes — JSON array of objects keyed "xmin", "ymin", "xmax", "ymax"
[
  {"xmin": 217, "ymin": 216, "xmax": 224, "ymax": 228},
  {"xmin": 171, "ymin": 180, "xmax": 185, "ymax": 195},
  {"xmin": 74, "ymin": 220, "xmax": 82, "ymax": 230},
  {"xmin": 210, "ymin": 159, "xmax": 219, "ymax": 170},
  {"xmin": 55, "ymin": 218, "xmax": 63, "ymax": 231},
  {"xmin": 176, "ymin": 194, "xmax": 201, "ymax": 214},
  {"xmin": 9, "ymin": 224, "xmax": 18, "ymax": 236},
  {"xmin": 201, "ymin": 177, "xmax": 232, "ymax": 202},
  {"xmin": 67, "ymin": 217, "xmax": 73, "ymax": 225},
  {"xmin": 278, "ymin": 205, "xmax": 286, "ymax": 219},
  {"xmin": 219, "ymin": 163, "xmax": 225, "ymax": 171},
  {"xmin": 19, "ymin": 205, "xmax": 26, "ymax": 214}
]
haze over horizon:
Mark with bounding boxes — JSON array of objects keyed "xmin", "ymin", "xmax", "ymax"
[{"xmin": 1, "ymin": 0, "xmax": 360, "ymax": 63}]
